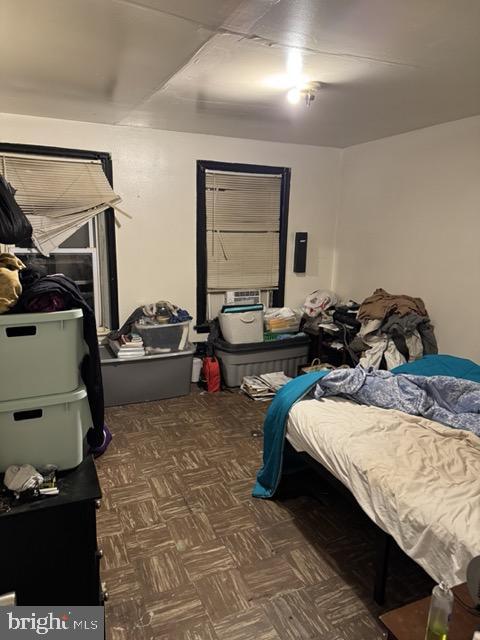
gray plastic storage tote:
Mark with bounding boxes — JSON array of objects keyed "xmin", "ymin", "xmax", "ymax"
[
  {"xmin": 133, "ymin": 320, "xmax": 190, "ymax": 354},
  {"xmin": 214, "ymin": 336, "xmax": 310, "ymax": 387},
  {"xmin": 100, "ymin": 344, "xmax": 194, "ymax": 406},
  {"xmin": 0, "ymin": 385, "xmax": 91, "ymax": 472},
  {"xmin": 0, "ymin": 309, "xmax": 85, "ymax": 401}
]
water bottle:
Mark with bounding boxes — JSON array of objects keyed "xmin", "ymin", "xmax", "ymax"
[{"xmin": 425, "ymin": 581, "xmax": 454, "ymax": 640}]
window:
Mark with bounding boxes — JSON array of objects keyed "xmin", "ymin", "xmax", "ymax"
[
  {"xmin": 0, "ymin": 143, "xmax": 119, "ymax": 329},
  {"xmin": 197, "ymin": 160, "xmax": 290, "ymax": 325}
]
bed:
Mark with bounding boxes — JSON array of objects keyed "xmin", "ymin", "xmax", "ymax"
[
  {"xmin": 253, "ymin": 355, "xmax": 480, "ymax": 602},
  {"xmin": 286, "ymin": 397, "xmax": 480, "ymax": 588}
]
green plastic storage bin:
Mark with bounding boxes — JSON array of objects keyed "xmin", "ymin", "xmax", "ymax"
[
  {"xmin": 0, "ymin": 309, "xmax": 85, "ymax": 402},
  {"xmin": 0, "ymin": 385, "xmax": 91, "ymax": 472}
]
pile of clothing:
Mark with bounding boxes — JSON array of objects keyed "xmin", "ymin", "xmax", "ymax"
[
  {"xmin": 0, "ymin": 253, "xmax": 25, "ymax": 313},
  {"xmin": 357, "ymin": 288, "xmax": 437, "ymax": 369},
  {"xmin": 300, "ymin": 287, "xmax": 437, "ymax": 371}
]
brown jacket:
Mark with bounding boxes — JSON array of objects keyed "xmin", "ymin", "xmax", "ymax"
[
  {"xmin": 0, "ymin": 253, "xmax": 25, "ymax": 314},
  {"xmin": 358, "ymin": 288, "xmax": 427, "ymax": 322}
]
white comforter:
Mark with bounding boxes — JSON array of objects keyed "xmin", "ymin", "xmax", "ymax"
[{"xmin": 286, "ymin": 397, "xmax": 480, "ymax": 586}]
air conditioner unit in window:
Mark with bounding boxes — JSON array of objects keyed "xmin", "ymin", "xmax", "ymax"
[{"xmin": 225, "ymin": 290, "xmax": 261, "ymax": 306}]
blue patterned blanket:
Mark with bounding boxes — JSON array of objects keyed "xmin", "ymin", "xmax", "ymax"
[
  {"xmin": 315, "ymin": 368, "xmax": 480, "ymax": 435},
  {"xmin": 253, "ymin": 354, "xmax": 480, "ymax": 499}
]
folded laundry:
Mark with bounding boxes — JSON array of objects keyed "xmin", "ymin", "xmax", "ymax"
[
  {"xmin": 358, "ymin": 288, "xmax": 427, "ymax": 321},
  {"xmin": 0, "ymin": 253, "xmax": 25, "ymax": 314}
]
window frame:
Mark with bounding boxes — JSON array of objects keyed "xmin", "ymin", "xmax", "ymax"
[
  {"xmin": 0, "ymin": 142, "xmax": 119, "ymax": 329},
  {"xmin": 196, "ymin": 160, "xmax": 290, "ymax": 329}
]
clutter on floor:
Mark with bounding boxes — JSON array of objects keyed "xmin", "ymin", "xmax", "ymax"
[
  {"xmin": 300, "ymin": 358, "xmax": 336, "ymax": 373},
  {"xmin": 240, "ymin": 371, "xmax": 292, "ymax": 400}
]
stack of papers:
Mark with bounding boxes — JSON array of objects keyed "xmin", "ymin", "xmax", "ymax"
[
  {"xmin": 240, "ymin": 371, "xmax": 292, "ymax": 401},
  {"xmin": 108, "ymin": 333, "xmax": 145, "ymax": 359},
  {"xmin": 264, "ymin": 308, "xmax": 300, "ymax": 333}
]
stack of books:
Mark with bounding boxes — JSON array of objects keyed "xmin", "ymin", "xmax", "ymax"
[
  {"xmin": 240, "ymin": 371, "xmax": 291, "ymax": 401},
  {"xmin": 108, "ymin": 333, "xmax": 145, "ymax": 359}
]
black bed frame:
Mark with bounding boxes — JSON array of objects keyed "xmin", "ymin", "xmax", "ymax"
[{"xmin": 296, "ymin": 450, "xmax": 393, "ymax": 605}]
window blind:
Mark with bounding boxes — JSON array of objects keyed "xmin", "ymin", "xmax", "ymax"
[
  {"xmin": 0, "ymin": 154, "xmax": 122, "ymax": 255},
  {"xmin": 206, "ymin": 170, "xmax": 281, "ymax": 290}
]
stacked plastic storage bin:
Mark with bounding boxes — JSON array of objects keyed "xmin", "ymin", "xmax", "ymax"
[{"xmin": 0, "ymin": 310, "xmax": 92, "ymax": 472}]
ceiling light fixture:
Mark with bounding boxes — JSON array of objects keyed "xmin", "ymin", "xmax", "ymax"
[
  {"xmin": 265, "ymin": 50, "xmax": 324, "ymax": 107},
  {"xmin": 287, "ymin": 87, "xmax": 301, "ymax": 104},
  {"xmin": 287, "ymin": 81, "xmax": 324, "ymax": 107}
]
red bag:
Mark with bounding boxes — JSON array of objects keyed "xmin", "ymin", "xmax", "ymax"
[{"xmin": 202, "ymin": 356, "xmax": 221, "ymax": 393}]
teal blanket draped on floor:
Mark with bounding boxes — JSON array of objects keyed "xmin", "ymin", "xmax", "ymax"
[{"xmin": 252, "ymin": 354, "xmax": 480, "ymax": 499}]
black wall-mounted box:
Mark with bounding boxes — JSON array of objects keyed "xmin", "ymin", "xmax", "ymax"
[{"xmin": 293, "ymin": 232, "xmax": 308, "ymax": 273}]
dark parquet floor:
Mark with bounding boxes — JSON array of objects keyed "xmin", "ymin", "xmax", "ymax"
[{"xmin": 96, "ymin": 387, "xmax": 432, "ymax": 639}]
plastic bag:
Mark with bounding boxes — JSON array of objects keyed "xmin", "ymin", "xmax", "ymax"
[
  {"xmin": 303, "ymin": 290, "xmax": 338, "ymax": 318},
  {"xmin": 0, "ymin": 175, "xmax": 32, "ymax": 245}
]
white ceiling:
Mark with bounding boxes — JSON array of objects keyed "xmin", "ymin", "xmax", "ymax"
[{"xmin": 1, "ymin": 0, "xmax": 480, "ymax": 147}]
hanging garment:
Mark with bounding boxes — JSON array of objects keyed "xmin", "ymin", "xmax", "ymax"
[
  {"xmin": 358, "ymin": 288, "xmax": 427, "ymax": 321},
  {"xmin": 0, "ymin": 175, "xmax": 32, "ymax": 245},
  {"xmin": 0, "ymin": 253, "xmax": 25, "ymax": 314},
  {"xmin": 13, "ymin": 274, "xmax": 105, "ymax": 448}
]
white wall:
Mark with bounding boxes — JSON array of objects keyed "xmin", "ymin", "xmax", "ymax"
[
  {"xmin": 0, "ymin": 113, "xmax": 342, "ymax": 332},
  {"xmin": 334, "ymin": 115, "xmax": 480, "ymax": 361}
]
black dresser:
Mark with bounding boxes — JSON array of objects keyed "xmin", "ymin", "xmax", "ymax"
[{"xmin": 0, "ymin": 456, "xmax": 105, "ymax": 605}]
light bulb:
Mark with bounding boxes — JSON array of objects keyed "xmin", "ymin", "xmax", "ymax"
[
  {"xmin": 287, "ymin": 49, "xmax": 303, "ymax": 78},
  {"xmin": 287, "ymin": 87, "xmax": 301, "ymax": 104}
]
